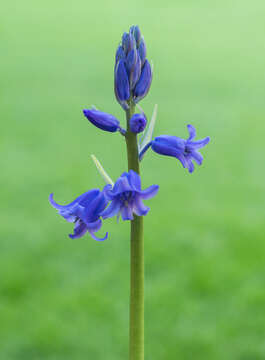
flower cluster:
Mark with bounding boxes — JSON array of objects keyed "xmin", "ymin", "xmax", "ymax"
[
  {"xmin": 49, "ymin": 171, "xmax": 159, "ymax": 240},
  {"xmin": 115, "ymin": 25, "xmax": 152, "ymax": 109},
  {"xmin": 50, "ymin": 25, "xmax": 211, "ymax": 241}
]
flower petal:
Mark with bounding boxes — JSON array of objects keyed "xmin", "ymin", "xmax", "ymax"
[
  {"xmin": 139, "ymin": 184, "xmax": 159, "ymax": 200},
  {"xmin": 176, "ymin": 154, "xmax": 188, "ymax": 168},
  {"xmin": 110, "ymin": 175, "xmax": 132, "ymax": 196},
  {"xmin": 49, "ymin": 193, "xmax": 80, "ymax": 210},
  {"xmin": 187, "ymin": 124, "xmax": 196, "ymax": 141},
  {"xmin": 49, "ymin": 190, "xmax": 99, "ymax": 210},
  {"xmin": 191, "ymin": 150, "xmax": 203, "ymax": 165},
  {"xmin": 85, "ymin": 219, "xmax": 102, "ymax": 232},
  {"xmin": 101, "ymin": 199, "xmax": 121, "ymax": 219},
  {"xmin": 78, "ymin": 190, "xmax": 101, "ymax": 207},
  {"xmin": 121, "ymin": 205, "xmax": 134, "ymax": 220},
  {"xmin": 187, "ymin": 136, "xmax": 210, "ymax": 150},
  {"xmin": 69, "ymin": 221, "xmax": 87, "ymax": 239},
  {"xmin": 133, "ymin": 195, "xmax": 150, "ymax": 216},
  {"xmin": 59, "ymin": 208, "xmax": 79, "ymax": 223},
  {"xmin": 89, "ymin": 231, "xmax": 108, "ymax": 241},
  {"xmin": 128, "ymin": 170, "xmax": 142, "ymax": 191},
  {"xmin": 186, "ymin": 157, "xmax": 195, "ymax": 173},
  {"xmin": 83, "ymin": 192, "xmax": 108, "ymax": 222}
]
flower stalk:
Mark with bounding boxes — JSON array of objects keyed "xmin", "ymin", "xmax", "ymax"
[
  {"xmin": 126, "ymin": 99, "xmax": 144, "ymax": 360},
  {"xmin": 49, "ymin": 24, "xmax": 210, "ymax": 360}
]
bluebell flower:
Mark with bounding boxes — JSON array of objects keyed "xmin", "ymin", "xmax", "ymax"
[
  {"xmin": 114, "ymin": 25, "xmax": 152, "ymax": 109},
  {"xmin": 83, "ymin": 109, "xmax": 125, "ymax": 134},
  {"xmin": 101, "ymin": 170, "xmax": 159, "ymax": 221},
  {"xmin": 49, "ymin": 187, "xmax": 110, "ymax": 241},
  {"xmin": 130, "ymin": 113, "xmax": 147, "ymax": 133},
  {"xmin": 140, "ymin": 125, "xmax": 210, "ymax": 173}
]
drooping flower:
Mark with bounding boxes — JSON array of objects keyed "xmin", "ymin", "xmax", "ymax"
[
  {"xmin": 139, "ymin": 125, "xmax": 210, "ymax": 173},
  {"xmin": 49, "ymin": 187, "xmax": 110, "ymax": 241},
  {"xmin": 101, "ymin": 170, "xmax": 159, "ymax": 221},
  {"xmin": 83, "ymin": 109, "xmax": 125, "ymax": 134},
  {"xmin": 129, "ymin": 113, "xmax": 147, "ymax": 133},
  {"xmin": 114, "ymin": 25, "xmax": 152, "ymax": 109}
]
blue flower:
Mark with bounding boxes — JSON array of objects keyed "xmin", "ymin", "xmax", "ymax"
[
  {"xmin": 83, "ymin": 109, "xmax": 125, "ymax": 134},
  {"xmin": 130, "ymin": 113, "xmax": 147, "ymax": 133},
  {"xmin": 114, "ymin": 25, "xmax": 152, "ymax": 109},
  {"xmin": 140, "ymin": 125, "xmax": 210, "ymax": 173},
  {"xmin": 49, "ymin": 187, "xmax": 110, "ymax": 241},
  {"xmin": 101, "ymin": 170, "xmax": 159, "ymax": 221}
]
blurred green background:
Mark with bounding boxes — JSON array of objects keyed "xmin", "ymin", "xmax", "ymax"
[{"xmin": 1, "ymin": 0, "xmax": 265, "ymax": 359}]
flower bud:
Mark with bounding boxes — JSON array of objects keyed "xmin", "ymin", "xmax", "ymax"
[
  {"xmin": 115, "ymin": 45, "xmax": 125, "ymax": 65},
  {"xmin": 122, "ymin": 32, "xmax": 129, "ymax": 53},
  {"xmin": 83, "ymin": 109, "xmax": 120, "ymax": 133},
  {"xmin": 133, "ymin": 60, "xmax": 152, "ymax": 103},
  {"xmin": 138, "ymin": 39, "xmax": 146, "ymax": 64},
  {"xmin": 126, "ymin": 50, "xmax": 141, "ymax": 89},
  {"xmin": 129, "ymin": 113, "xmax": 147, "ymax": 133},
  {"xmin": 122, "ymin": 32, "xmax": 135, "ymax": 55},
  {"xmin": 126, "ymin": 49, "xmax": 137, "ymax": 74},
  {"xmin": 130, "ymin": 25, "xmax": 141, "ymax": 46},
  {"xmin": 130, "ymin": 53, "xmax": 141, "ymax": 89},
  {"xmin": 114, "ymin": 60, "xmax": 130, "ymax": 107}
]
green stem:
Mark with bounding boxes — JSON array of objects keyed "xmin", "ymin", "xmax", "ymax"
[{"xmin": 125, "ymin": 101, "xmax": 144, "ymax": 360}]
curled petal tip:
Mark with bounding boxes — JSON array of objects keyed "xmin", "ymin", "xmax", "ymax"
[{"xmin": 90, "ymin": 231, "xmax": 108, "ymax": 241}]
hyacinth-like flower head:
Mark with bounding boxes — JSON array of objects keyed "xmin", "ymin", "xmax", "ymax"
[
  {"xmin": 114, "ymin": 25, "xmax": 152, "ymax": 109},
  {"xmin": 49, "ymin": 188, "xmax": 109, "ymax": 240},
  {"xmin": 101, "ymin": 170, "xmax": 159, "ymax": 221},
  {"xmin": 150, "ymin": 125, "xmax": 210, "ymax": 173}
]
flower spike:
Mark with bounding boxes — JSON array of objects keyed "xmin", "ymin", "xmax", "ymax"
[{"xmin": 114, "ymin": 26, "xmax": 152, "ymax": 109}]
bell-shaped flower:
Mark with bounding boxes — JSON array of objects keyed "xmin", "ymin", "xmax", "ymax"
[
  {"xmin": 83, "ymin": 109, "xmax": 125, "ymax": 134},
  {"xmin": 101, "ymin": 170, "xmax": 159, "ymax": 221},
  {"xmin": 150, "ymin": 125, "xmax": 210, "ymax": 173},
  {"xmin": 49, "ymin": 187, "xmax": 110, "ymax": 241}
]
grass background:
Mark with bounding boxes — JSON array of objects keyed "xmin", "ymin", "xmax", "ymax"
[{"xmin": 1, "ymin": 0, "xmax": 265, "ymax": 359}]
